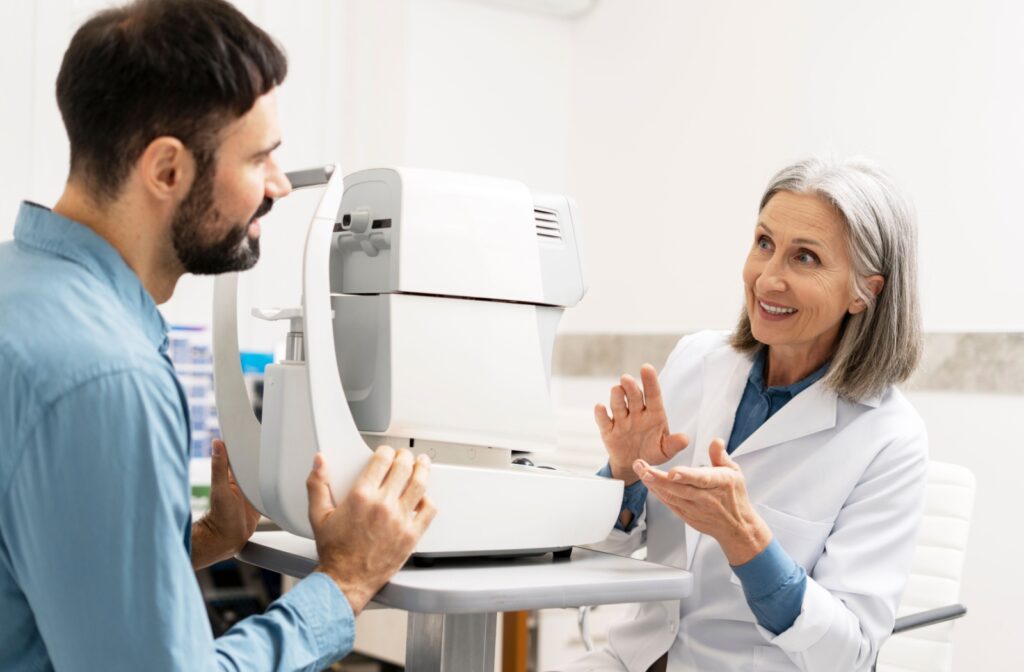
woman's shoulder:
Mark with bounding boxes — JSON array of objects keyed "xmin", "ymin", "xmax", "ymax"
[
  {"xmin": 662, "ymin": 330, "xmax": 737, "ymax": 373},
  {"xmin": 841, "ymin": 385, "xmax": 928, "ymax": 456}
]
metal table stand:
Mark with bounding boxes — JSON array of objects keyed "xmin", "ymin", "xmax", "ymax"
[{"xmin": 238, "ymin": 531, "xmax": 692, "ymax": 671}]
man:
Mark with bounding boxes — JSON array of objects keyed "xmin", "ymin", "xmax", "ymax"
[{"xmin": 0, "ymin": 0, "xmax": 436, "ymax": 669}]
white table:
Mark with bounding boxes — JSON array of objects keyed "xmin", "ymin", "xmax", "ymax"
[{"xmin": 238, "ymin": 531, "xmax": 692, "ymax": 671}]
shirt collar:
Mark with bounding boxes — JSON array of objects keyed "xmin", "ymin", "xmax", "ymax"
[
  {"xmin": 749, "ymin": 347, "xmax": 830, "ymax": 398},
  {"xmin": 14, "ymin": 201, "xmax": 169, "ymax": 351}
]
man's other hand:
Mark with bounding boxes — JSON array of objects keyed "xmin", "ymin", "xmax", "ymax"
[
  {"xmin": 191, "ymin": 439, "xmax": 261, "ymax": 570},
  {"xmin": 306, "ymin": 446, "xmax": 437, "ymax": 614}
]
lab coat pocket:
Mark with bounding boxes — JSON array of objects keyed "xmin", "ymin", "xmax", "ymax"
[{"xmin": 755, "ymin": 503, "xmax": 834, "ymax": 572}]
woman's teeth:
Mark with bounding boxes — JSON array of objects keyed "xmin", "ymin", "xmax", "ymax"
[{"xmin": 759, "ymin": 301, "xmax": 796, "ymax": 315}]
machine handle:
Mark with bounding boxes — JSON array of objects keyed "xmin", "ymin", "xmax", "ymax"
[
  {"xmin": 212, "ymin": 272, "xmax": 266, "ymax": 514},
  {"xmin": 302, "ymin": 164, "xmax": 374, "ymax": 507}
]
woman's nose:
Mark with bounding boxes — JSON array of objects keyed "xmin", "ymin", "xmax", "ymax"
[{"xmin": 756, "ymin": 256, "xmax": 787, "ymax": 293}]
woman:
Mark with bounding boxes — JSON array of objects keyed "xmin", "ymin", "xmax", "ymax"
[{"xmin": 566, "ymin": 158, "xmax": 927, "ymax": 672}]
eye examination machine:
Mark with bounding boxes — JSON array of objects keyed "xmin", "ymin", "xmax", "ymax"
[{"xmin": 212, "ymin": 165, "xmax": 623, "ymax": 557}]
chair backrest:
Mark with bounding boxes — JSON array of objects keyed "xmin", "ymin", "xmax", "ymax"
[{"xmin": 875, "ymin": 461, "xmax": 976, "ymax": 672}]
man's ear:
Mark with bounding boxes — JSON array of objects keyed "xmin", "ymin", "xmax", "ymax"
[
  {"xmin": 137, "ymin": 136, "xmax": 194, "ymax": 202},
  {"xmin": 849, "ymin": 274, "xmax": 885, "ymax": 315}
]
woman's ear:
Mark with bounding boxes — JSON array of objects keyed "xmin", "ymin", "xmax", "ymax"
[{"xmin": 849, "ymin": 275, "xmax": 885, "ymax": 315}]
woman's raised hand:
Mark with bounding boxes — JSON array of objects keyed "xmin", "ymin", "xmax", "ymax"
[{"xmin": 594, "ymin": 364, "xmax": 689, "ymax": 486}]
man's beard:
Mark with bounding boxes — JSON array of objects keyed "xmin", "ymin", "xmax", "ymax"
[{"xmin": 171, "ymin": 169, "xmax": 274, "ymax": 275}]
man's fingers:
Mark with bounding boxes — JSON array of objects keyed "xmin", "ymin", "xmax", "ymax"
[
  {"xmin": 360, "ymin": 445, "xmax": 397, "ymax": 489},
  {"xmin": 306, "ymin": 453, "xmax": 335, "ymax": 526},
  {"xmin": 593, "ymin": 404, "xmax": 613, "ymax": 433},
  {"xmin": 620, "ymin": 374, "xmax": 645, "ymax": 411},
  {"xmin": 639, "ymin": 364, "xmax": 664, "ymax": 412},
  {"xmin": 609, "ymin": 385, "xmax": 628, "ymax": 420},
  {"xmin": 400, "ymin": 455, "xmax": 432, "ymax": 511},
  {"xmin": 382, "ymin": 448, "xmax": 416, "ymax": 497},
  {"xmin": 414, "ymin": 496, "xmax": 438, "ymax": 535},
  {"xmin": 210, "ymin": 439, "xmax": 229, "ymax": 487}
]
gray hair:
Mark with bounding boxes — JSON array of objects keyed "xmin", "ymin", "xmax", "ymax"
[{"xmin": 730, "ymin": 157, "xmax": 922, "ymax": 401}]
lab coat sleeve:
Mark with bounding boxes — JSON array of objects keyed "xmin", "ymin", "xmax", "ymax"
[
  {"xmin": 585, "ymin": 502, "xmax": 648, "ymax": 557},
  {"xmin": 1, "ymin": 368, "xmax": 354, "ymax": 671},
  {"xmin": 755, "ymin": 423, "xmax": 928, "ymax": 671}
]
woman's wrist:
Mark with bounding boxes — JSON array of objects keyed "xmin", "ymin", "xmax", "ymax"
[
  {"xmin": 721, "ymin": 512, "xmax": 773, "ymax": 566},
  {"xmin": 609, "ymin": 460, "xmax": 641, "ymax": 486}
]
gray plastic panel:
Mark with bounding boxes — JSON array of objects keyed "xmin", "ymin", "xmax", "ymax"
[{"xmin": 238, "ymin": 531, "xmax": 693, "ymax": 614}]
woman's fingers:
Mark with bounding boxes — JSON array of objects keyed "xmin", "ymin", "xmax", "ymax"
[
  {"xmin": 639, "ymin": 364, "xmax": 663, "ymax": 412},
  {"xmin": 593, "ymin": 403, "xmax": 613, "ymax": 433},
  {"xmin": 609, "ymin": 384, "xmax": 628, "ymax": 420},
  {"xmin": 620, "ymin": 374, "xmax": 645, "ymax": 411},
  {"xmin": 661, "ymin": 432, "xmax": 690, "ymax": 460}
]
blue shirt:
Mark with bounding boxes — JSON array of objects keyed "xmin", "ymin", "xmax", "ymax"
[
  {"xmin": 0, "ymin": 203, "xmax": 354, "ymax": 671},
  {"xmin": 601, "ymin": 348, "xmax": 829, "ymax": 635}
]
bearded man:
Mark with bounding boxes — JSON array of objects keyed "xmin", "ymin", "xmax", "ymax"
[{"xmin": 0, "ymin": 1, "xmax": 435, "ymax": 670}]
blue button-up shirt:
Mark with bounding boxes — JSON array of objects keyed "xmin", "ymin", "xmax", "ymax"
[
  {"xmin": 0, "ymin": 203, "xmax": 354, "ymax": 671},
  {"xmin": 601, "ymin": 348, "xmax": 829, "ymax": 635}
]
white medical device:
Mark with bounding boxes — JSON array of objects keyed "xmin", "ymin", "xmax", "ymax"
[{"xmin": 213, "ymin": 166, "xmax": 622, "ymax": 557}]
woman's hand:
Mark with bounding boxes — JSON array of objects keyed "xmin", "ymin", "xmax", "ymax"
[
  {"xmin": 634, "ymin": 438, "xmax": 772, "ymax": 566},
  {"xmin": 192, "ymin": 439, "xmax": 261, "ymax": 570},
  {"xmin": 595, "ymin": 364, "xmax": 689, "ymax": 486}
]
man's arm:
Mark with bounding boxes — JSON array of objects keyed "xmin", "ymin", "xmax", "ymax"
[
  {"xmin": 2, "ymin": 368, "xmax": 353, "ymax": 671},
  {"xmin": 192, "ymin": 439, "xmax": 261, "ymax": 570}
]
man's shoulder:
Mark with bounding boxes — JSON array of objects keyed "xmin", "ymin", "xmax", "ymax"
[{"xmin": 0, "ymin": 244, "xmax": 169, "ymax": 406}]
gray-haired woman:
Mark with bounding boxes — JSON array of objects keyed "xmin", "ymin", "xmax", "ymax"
[{"xmin": 563, "ymin": 158, "xmax": 927, "ymax": 672}]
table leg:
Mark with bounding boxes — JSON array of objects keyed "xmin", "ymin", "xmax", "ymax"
[{"xmin": 405, "ymin": 612, "xmax": 497, "ymax": 672}]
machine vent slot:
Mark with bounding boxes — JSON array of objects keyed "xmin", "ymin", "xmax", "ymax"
[{"xmin": 534, "ymin": 207, "xmax": 562, "ymax": 240}]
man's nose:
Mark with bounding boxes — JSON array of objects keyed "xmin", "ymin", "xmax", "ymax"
[{"xmin": 267, "ymin": 161, "xmax": 292, "ymax": 200}]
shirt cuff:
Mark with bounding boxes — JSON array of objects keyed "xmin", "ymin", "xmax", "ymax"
[
  {"xmin": 731, "ymin": 538, "xmax": 807, "ymax": 634},
  {"xmin": 279, "ymin": 571, "xmax": 357, "ymax": 665},
  {"xmin": 597, "ymin": 463, "xmax": 648, "ymax": 532}
]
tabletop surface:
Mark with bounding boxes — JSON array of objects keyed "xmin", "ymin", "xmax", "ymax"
[{"xmin": 238, "ymin": 530, "xmax": 693, "ymax": 614}]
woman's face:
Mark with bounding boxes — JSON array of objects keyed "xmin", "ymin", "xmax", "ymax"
[{"xmin": 742, "ymin": 191, "xmax": 871, "ymax": 362}]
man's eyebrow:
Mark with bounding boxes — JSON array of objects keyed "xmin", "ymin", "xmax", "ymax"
[{"xmin": 250, "ymin": 139, "xmax": 282, "ymax": 158}]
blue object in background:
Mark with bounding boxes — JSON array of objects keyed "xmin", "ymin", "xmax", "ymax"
[
  {"xmin": 240, "ymin": 351, "xmax": 274, "ymax": 375},
  {"xmin": 168, "ymin": 325, "xmax": 274, "ymax": 458}
]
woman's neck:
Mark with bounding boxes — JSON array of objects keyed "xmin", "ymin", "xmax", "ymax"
[{"xmin": 764, "ymin": 342, "xmax": 833, "ymax": 388}]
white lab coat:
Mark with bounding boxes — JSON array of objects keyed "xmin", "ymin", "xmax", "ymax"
[{"xmin": 558, "ymin": 331, "xmax": 928, "ymax": 672}]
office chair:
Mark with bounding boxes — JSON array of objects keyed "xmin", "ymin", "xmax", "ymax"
[{"xmin": 873, "ymin": 460, "xmax": 975, "ymax": 672}]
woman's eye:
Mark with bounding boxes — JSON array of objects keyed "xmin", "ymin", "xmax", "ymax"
[
  {"xmin": 796, "ymin": 251, "xmax": 818, "ymax": 265},
  {"xmin": 757, "ymin": 236, "xmax": 772, "ymax": 251}
]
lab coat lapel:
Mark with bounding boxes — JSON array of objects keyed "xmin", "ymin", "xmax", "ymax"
[
  {"xmin": 729, "ymin": 380, "xmax": 838, "ymax": 459},
  {"xmin": 682, "ymin": 346, "xmax": 752, "ymax": 569}
]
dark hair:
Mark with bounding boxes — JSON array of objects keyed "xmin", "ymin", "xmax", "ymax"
[{"xmin": 56, "ymin": 0, "xmax": 287, "ymax": 201}]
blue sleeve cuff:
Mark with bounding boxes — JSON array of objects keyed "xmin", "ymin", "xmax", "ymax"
[
  {"xmin": 272, "ymin": 571, "xmax": 356, "ymax": 666},
  {"xmin": 731, "ymin": 538, "xmax": 807, "ymax": 635},
  {"xmin": 597, "ymin": 463, "xmax": 648, "ymax": 532}
]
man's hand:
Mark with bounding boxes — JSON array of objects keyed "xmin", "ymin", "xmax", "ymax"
[
  {"xmin": 307, "ymin": 446, "xmax": 437, "ymax": 614},
  {"xmin": 191, "ymin": 439, "xmax": 261, "ymax": 570},
  {"xmin": 595, "ymin": 364, "xmax": 690, "ymax": 486},
  {"xmin": 634, "ymin": 438, "xmax": 772, "ymax": 566}
]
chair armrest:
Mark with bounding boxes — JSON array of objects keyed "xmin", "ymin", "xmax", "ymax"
[{"xmin": 892, "ymin": 604, "xmax": 967, "ymax": 635}]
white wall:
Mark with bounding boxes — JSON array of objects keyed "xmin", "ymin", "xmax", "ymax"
[
  {"xmin": 3, "ymin": 2, "xmax": 1022, "ymax": 668},
  {"xmin": 561, "ymin": 0, "xmax": 1024, "ymax": 334}
]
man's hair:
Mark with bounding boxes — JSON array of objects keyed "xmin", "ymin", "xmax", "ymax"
[{"xmin": 56, "ymin": 0, "xmax": 287, "ymax": 201}]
